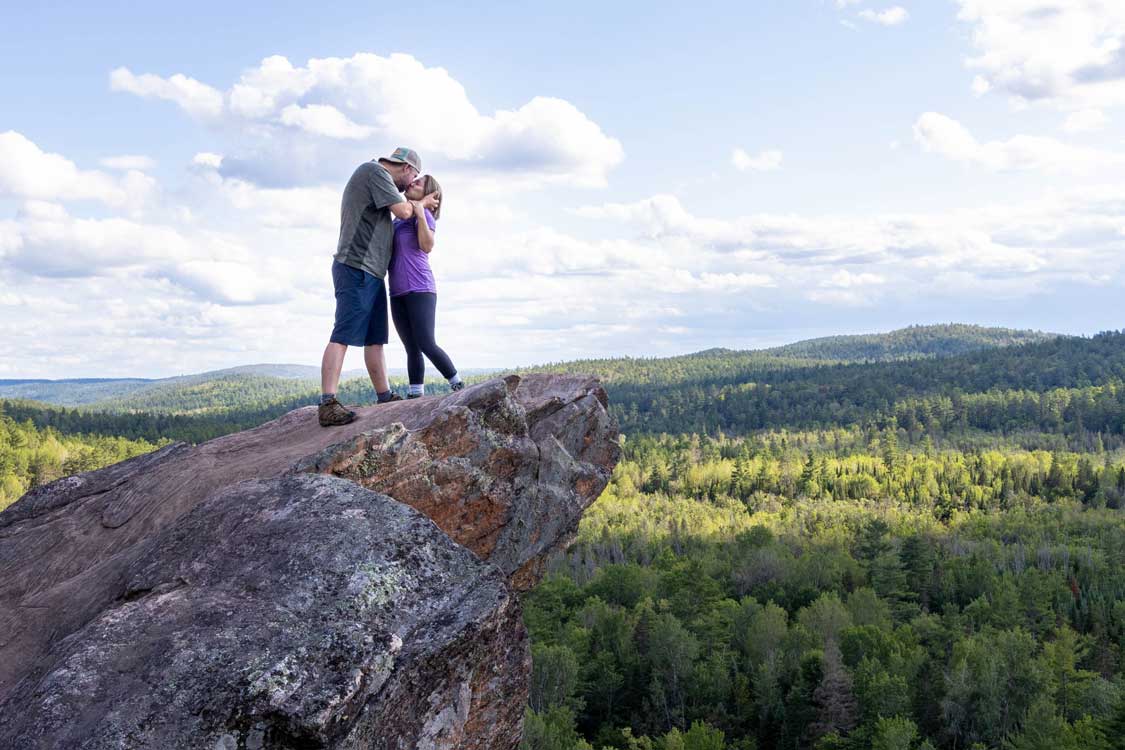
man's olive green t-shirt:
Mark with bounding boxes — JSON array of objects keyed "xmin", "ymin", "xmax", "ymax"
[{"xmin": 333, "ymin": 161, "xmax": 406, "ymax": 279}]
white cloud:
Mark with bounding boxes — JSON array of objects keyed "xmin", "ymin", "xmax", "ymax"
[
  {"xmin": 99, "ymin": 155, "xmax": 157, "ymax": 171},
  {"xmin": 577, "ymin": 194, "xmax": 745, "ymax": 243},
  {"xmin": 971, "ymin": 75, "xmax": 992, "ymax": 96},
  {"xmin": 110, "ymin": 67, "xmax": 224, "ymax": 119},
  {"xmin": 859, "ymin": 7, "xmax": 909, "ymax": 26},
  {"xmin": 820, "ymin": 270, "xmax": 886, "ymax": 288},
  {"xmin": 1063, "ymin": 108, "xmax": 1108, "ymax": 133},
  {"xmin": 111, "ymin": 53, "xmax": 624, "ymax": 188},
  {"xmin": 806, "ymin": 289, "xmax": 879, "ymax": 306},
  {"xmin": 732, "ymin": 147, "xmax": 783, "ymax": 172},
  {"xmin": 169, "ymin": 259, "xmax": 294, "ymax": 305},
  {"xmin": 278, "ymin": 103, "xmax": 374, "ymax": 139},
  {"xmin": 577, "ymin": 189, "xmax": 1125, "ymax": 290},
  {"xmin": 0, "ymin": 131, "xmax": 155, "ymax": 211},
  {"xmin": 0, "ymin": 197, "xmax": 301, "ymax": 307},
  {"xmin": 214, "ymin": 177, "xmax": 340, "ymax": 229},
  {"xmin": 955, "ymin": 1, "xmax": 1125, "ymax": 109},
  {"xmin": 5, "ymin": 175, "xmax": 1125, "ymax": 376},
  {"xmin": 192, "ymin": 152, "xmax": 224, "ymax": 168},
  {"xmin": 912, "ymin": 112, "xmax": 1125, "ymax": 173}
]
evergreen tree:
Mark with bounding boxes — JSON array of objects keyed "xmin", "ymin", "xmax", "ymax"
[{"xmin": 810, "ymin": 640, "xmax": 858, "ymax": 742}]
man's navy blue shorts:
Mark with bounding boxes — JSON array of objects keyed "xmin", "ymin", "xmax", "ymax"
[{"xmin": 329, "ymin": 261, "xmax": 389, "ymax": 347}]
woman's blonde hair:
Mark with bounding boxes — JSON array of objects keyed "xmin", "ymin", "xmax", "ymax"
[{"xmin": 422, "ymin": 174, "xmax": 442, "ymax": 220}]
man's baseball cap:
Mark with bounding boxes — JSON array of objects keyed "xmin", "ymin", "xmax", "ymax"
[{"xmin": 380, "ymin": 147, "xmax": 422, "ymax": 173}]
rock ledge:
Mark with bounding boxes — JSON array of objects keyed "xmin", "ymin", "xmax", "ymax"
[{"xmin": 0, "ymin": 373, "xmax": 619, "ymax": 749}]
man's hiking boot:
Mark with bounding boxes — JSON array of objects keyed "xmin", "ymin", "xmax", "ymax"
[
  {"xmin": 318, "ymin": 397, "xmax": 357, "ymax": 427},
  {"xmin": 380, "ymin": 392, "xmax": 404, "ymax": 403}
]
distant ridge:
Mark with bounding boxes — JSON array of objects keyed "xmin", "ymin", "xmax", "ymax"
[
  {"xmin": 3, "ymin": 325, "xmax": 1116, "ymax": 444},
  {"xmin": 0, "ymin": 324, "xmax": 1056, "ymax": 411},
  {"xmin": 520, "ymin": 328, "xmax": 1124, "ymax": 435},
  {"xmin": 760, "ymin": 323, "xmax": 1057, "ymax": 362},
  {"xmin": 0, "ymin": 379, "xmax": 154, "ymax": 406},
  {"xmin": 182, "ymin": 363, "xmax": 325, "ymax": 380}
]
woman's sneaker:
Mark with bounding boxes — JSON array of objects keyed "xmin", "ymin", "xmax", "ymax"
[
  {"xmin": 450, "ymin": 382, "xmax": 464, "ymax": 392},
  {"xmin": 318, "ymin": 397, "xmax": 357, "ymax": 427}
]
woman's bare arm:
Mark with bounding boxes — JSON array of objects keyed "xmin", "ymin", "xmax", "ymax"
[{"xmin": 413, "ymin": 202, "xmax": 436, "ymax": 253}]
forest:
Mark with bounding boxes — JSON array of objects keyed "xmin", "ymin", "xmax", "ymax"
[
  {"xmin": 0, "ymin": 411, "xmax": 168, "ymax": 510},
  {"xmin": 520, "ymin": 431, "xmax": 1125, "ymax": 749}
]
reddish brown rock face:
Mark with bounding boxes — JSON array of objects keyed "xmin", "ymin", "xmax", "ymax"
[
  {"xmin": 0, "ymin": 373, "xmax": 619, "ymax": 749},
  {"xmin": 293, "ymin": 375, "xmax": 619, "ymax": 588}
]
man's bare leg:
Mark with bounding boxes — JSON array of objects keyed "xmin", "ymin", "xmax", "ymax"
[
  {"xmin": 321, "ymin": 342, "xmax": 348, "ymax": 396},
  {"xmin": 364, "ymin": 344, "xmax": 390, "ymax": 394},
  {"xmin": 318, "ymin": 341, "xmax": 358, "ymax": 426}
]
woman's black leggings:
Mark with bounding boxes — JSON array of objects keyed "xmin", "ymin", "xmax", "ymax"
[{"xmin": 389, "ymin": 292, "xmax": 457, "ymax": 384}]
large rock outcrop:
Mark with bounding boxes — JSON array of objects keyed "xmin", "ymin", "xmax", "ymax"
[{"xmin": 0, "ymin": 374, "xmax": 619, "ymax": 749}]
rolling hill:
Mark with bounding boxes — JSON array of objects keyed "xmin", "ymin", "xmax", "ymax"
[{"xmin": 761, "ymin": 323, "xmax": 1056, "ymax": 361}]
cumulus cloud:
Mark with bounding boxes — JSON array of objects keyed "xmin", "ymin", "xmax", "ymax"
[
  {"xmin": 214, "ymin": 178, "xmax": 340, "ymax": 229},
  {"xmin": 0, "ymin": 131, "xmax": 155, "ymax": 211},
  {"xmin": 732, "ymin": 148, "xmax": 783, "ymax": 172},
  {"xmin": 1, "ymin": 198, "xmax": 297, "ymax": 306},
  {"xmin": 278, "ymin": 104, "xmax": 374, "ymax": 140},
  {"xmin": 192, "ymin": 152, "xmax": 224, "ymax": 169},
  {"xmin": 912, "ymin": 112, "xmax": 1125, "ymax": 173},
  {"xmin": 858, "ymin": 7, "xmax": 909, "ymax": 26},
  {"xmin": 821, "ymin": 270, "xmax": 886, "ymax": 288},
  {"xmin": 955, "ymin": 0, "xmax": 1125, "ymax": 109},
  {"xmin": 110, "ymin": 67, "xmax": 224, "ymax": 119},
  {"xmin": 810, "ymin": 270, "xmax": 886, "ymax": 305},
  {"xmin": 577, "ymin": 189, "xmax": 1125, "ymax": 289},
  {"xmin": 577, "ymin": 194, "xmax": 747, "ymax": 244},
  {"xmin": 110, "ymin": 52, "xmax": 624, "ymax": 187},
  {"xmin": 5, "ymin": 171, "xmax": 1125, "ymax": 375},
  {"xmin": 1063, "ymin": 108, "xmax": 1109, "ymax": 133}
]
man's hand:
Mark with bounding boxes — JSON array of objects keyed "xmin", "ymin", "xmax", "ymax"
[{"xmin": 421, "ymin": 191, "xmax": 441, "ymax": 213}]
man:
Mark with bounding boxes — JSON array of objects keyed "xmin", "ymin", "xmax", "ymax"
[{"xmin": 318, "ymin": 147, "xmax": 441, "ymax": 427}]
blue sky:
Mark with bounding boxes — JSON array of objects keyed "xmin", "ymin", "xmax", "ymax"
[{"xmin": 2, "ymin": 1, "xmax": 1124, "ymax": 378}]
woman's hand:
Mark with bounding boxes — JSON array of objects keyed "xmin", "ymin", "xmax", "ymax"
[{"xmin": 421, "ymin": 191, "xmax": 441, "ymax": 213}]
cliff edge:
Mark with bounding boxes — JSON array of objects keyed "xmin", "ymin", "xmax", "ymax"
[{"xmin": 0, "ymin": 373, "xmax": 619, "ymax": 749}]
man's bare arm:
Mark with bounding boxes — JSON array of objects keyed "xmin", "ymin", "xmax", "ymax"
[
  {"xmin": 389, "ymin": 201, "xmax": 414, "ymax": 220},
  {"xmin": 389, "ymin": 192, "xmax": 439, "ymax": 220}
]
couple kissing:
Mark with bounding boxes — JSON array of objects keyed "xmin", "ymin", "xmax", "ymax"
[{"xmin": 318, "ymin": 147, "xmax": 461, "ymax": 427}]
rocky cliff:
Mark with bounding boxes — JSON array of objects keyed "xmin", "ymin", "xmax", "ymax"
[{"xmin": 0, "ymin": 373, "xmax": 619, "ymax": 749}]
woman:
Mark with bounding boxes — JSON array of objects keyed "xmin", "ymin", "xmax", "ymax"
[{"xmin": 388, "ymin": 174, "xmax": 463, "ymax": 398}]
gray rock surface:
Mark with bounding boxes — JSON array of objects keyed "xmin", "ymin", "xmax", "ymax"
[
  {"xmin": 0, "ymin": 373, "xmax": 619, "ymax": 748},
  {"xmin": 0, "ymin": 474, "xmax": 529, "ymax": 749}
]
